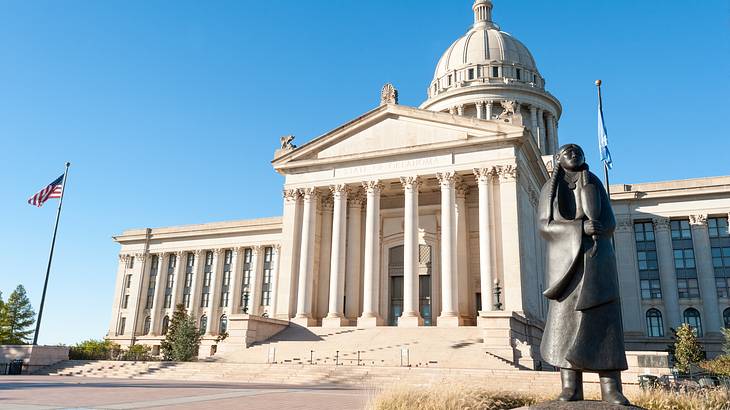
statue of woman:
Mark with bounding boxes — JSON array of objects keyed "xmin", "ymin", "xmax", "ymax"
[{"xmin": 538, "ymin": 144, "xmax": 629, "ymax": 405}]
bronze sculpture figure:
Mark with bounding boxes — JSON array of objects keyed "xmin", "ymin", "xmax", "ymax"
[{"xmin": 538, "ymin": 143, "xmax": 630, "ymax": 405}]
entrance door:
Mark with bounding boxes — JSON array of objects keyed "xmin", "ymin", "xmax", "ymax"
[
  {"xmin": 388, "ymin": 246, "xmax": 404, "ymax": 326},
  {"xmin": 418, "ymin": 245, "xmax": 433, "ymax": 326}
]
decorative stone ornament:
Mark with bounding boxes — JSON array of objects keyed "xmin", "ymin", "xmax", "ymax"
[
  {"xmin": 380, "ymin": 83, "xmax": 398, "ymax": 106},
  {"xmin": 279, "ymin": 135, "xmax": 296, "ymax": 150}
]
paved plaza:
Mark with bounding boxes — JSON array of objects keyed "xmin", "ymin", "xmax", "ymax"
[{"xmin": 0, "ymin": 376, "xmax": 371, "ymax": 410}]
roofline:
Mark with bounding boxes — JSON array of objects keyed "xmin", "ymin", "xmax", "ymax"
[
  {"xmin": 610, "ymin": 175, "xmax": 730, "ymax": 201},
  {"xmin": 113, "ymin": 216, "xmax": 283, "ymax": 243}
]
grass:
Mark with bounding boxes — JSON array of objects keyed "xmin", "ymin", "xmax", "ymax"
[{"xmin": 368, "ymin": 384, "xmax": 730, "ymax": 410}]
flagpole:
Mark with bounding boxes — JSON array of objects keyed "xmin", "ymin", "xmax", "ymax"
[
  {"xmin": 596, "ymin": 80, "xmax": 611, "ymax": 198},
  {"xmin": 33, "ymin": 162, "xmax": 71, "ymax": 346}
]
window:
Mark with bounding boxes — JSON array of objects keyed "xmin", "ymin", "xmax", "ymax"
[
  {"xmin": 447, "ymin": 74, "xmax": 452, "ymax": 86},
  {"xmin": 125, "ymin": 274, "xmax": 132, "ymax": 289},
  {"xmin": 671, "ymin": 220, "xmax": 692, "ymax": 240},
  {"xmin": 635, "ymin": 222, "xmax": 661, "ymax": 299},
  {"xmin": 162, "ymin": 316, "xmax": 170, "ymax": 335},
  {"xmin": 164, "ymin": 294, "xmax": 172, "ymax": 309},
  {"xmin": 128, "ymin": 257, "xmax": 135, "ymax": 269},
  {"xmin": 467, "ymin": 68, "xmax": 475, "ymax": 80},
  {"xmin": 241, "ymin": 248, "xmax": 253, "ymax": 311},
  {"xmin": 143, "ymin": 316, "xmax": 151, "ymax": 335},
  {"xmin": 683, "ymin": 308, "xmax": 703, "ymax": 337},
  {"xmin": 646, "ymin": 309, "xmax": 664, "ymax": 337},
  {"xmin": 183, "ymin": 293, "xmax": 191, "ymax": 309},
  {"xmin": 199, "ymin": 316, "xmax": 207, "ymax": 335},
  {"xmin": 122, "ymin": 294, "xmax": 130, "ymax": 309},
  {"xmin": 674, "ymin": 249, "xmax": 696, "ymax": 270},
  {"xmin": 201, "ymin": 251, "xmax": 213, "ymax": 308},
  {"xmin": 200, "ymin": 292, "xmax": 209, "ymax": 308},
  {"xmin": 220, "ymin": 292, "xmax": 229, "ymax": 308},
  {"xmin": 221, "ymin": 250, "xmax": 232, "ymax": 308},
  {"xmin": 183, "ymin": 252, "xmax": 194, "ymax": 306},
  {"xmin": 491, "ymin": 66, "xmax": 499, "ymax": 77},
  {"xmin": 724, "ymin": 308, "xmax": 730, "ymax": 329},
  {"xmin": 713, "ymin": 247, "xmax": 730, "ymax": 298},
  {"xmin": 146, "ymin": 255, "xmax": 159, "ymax": 309},
  {"xmin": 709, "ymin": 217, "xmax": 730, "ymax": 238},
  {"xmin": 219, "ymin": 315, "xmax": 228, "ymax": 335},
  {"xmin": 516, "ymin": 68, "xmax": 522, "ymax": 80},
  {"xmin": 146, "ymin": 293, "xmax": 154, "ymax": 309},
  {"xmin": 261, "ymin": 247, "xmax": 273, "ymax": 306},
  {"xmin": 118, "ymin": 317, "xmax": 126, "ymax": 335}
]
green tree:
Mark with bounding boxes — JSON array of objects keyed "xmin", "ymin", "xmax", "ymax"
[
  {"xmin": 160, "ymin": 304, "xmax": 200, "ymax": 362},
  {"xmin": 4, "ymin": 285, "xmax": 36, "ymax": 345},
  {"xmin": 722, "ymin": 327, "xmax": 730, "ymax": 357},
  {"xmin": 0, "ymin": 291, "xmax": 9, "ymax": 343},
  {"xmin": 672, "ymin": 323, "xmax": 705, "ymax": 373}
]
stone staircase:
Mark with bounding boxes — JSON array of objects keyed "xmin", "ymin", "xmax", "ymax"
[{"xmin": 217, "ymin": 325, "xmax": 518, "ymax": 370}]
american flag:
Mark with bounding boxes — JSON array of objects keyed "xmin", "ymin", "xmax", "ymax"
[{"xmin": 27, "ymin": 174, "xmax": 65, "ymax": 207}]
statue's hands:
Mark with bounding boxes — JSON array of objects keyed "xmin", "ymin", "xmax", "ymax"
[{"xmin": 583, "ymin": 220, "xmax": 604, "ymax": 236}]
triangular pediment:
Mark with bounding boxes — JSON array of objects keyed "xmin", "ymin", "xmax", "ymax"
[{"xmin": 272, "ymin": 104, "xmax": 527, "ymax": 173}]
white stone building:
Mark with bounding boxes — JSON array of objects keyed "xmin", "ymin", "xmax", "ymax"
[{"xmin": 108, "ymin": 0, "xmax": 730, "ymax": 362}]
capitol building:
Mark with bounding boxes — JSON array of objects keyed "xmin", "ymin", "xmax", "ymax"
[{"xmin": 107, "ymin": 0, "xmax": 730, "ymax": 366}]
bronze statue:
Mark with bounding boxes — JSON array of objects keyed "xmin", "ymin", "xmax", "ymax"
[{"xmin": 538, "ymin": 144, "xmax": 629, "ymax": 405}]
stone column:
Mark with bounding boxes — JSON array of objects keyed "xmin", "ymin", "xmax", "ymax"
[
  {"xmin": 529, "ymin": 106, "xmax": 539, "ymax": 149},
  {"xmin": 552, "ymin": 120, "xmax": 560, "ymax": 154},
  {"xmin": 690, "ymin": 214, "xmax": 723, "ymax": 334},
  {"xmin": 475, "ymin": 101, "xmax": 484, "ymax": 120},
  {"xmin": 172, "ymin": 251, "xmax": 186, "ymax": 309},
  {"xmin": 188, "ymin": 250, "xmax": 204, "ymax": 318},
  {"xmin": 248, "ymin": 245, "xmax": 264, "ymax": 315},
  {"xmin": 276, "ymin": 189, "xmax": 303, "ymax": 320},
  {"xmin": 537, "ymin": 109, "xmax": 546, "ymax": 152},
  {"xmin": 206, "ymin": 249, "xmax": 222, "ymax": 335},
  {"xmin": 358, "ymin": 180, "xmax": 384, "ymax": 327},
  {"xmin": 109, "ymin": 254, "xmax": 129, "ymax": 337},
  {"xmin": 294, "ymin": 188, "xmax": 318, "ymax": 326},
  {"xmin": 228, "ymin": 247, "xmax": 243, "ymax": 315},
  {"xmin": 613, "ymin": 218, "xmax": 644, "ymax": 335},
  {"xmin": 268, "ymin": 244, "xmax": 282, "ymax": 317},
  {"xmin": 324, "ymin": 185, "xmax": 349, "ymax": 327},
  {"xmin": 455, "ymin": 178, "xmax": 470, "ymax": 322},
  {"xmin": 129, "ymin": 252, "xmax": 148, "ymax": 339},
  {"xmin": 317, "ymin": 197, "xmax": 334, "ymax": 320},
  {"xmin": 437, "ymin": 172, "xmax": 461, "ymax": 326},
  {"xmin": 547, "ymin": 113, "xmax": 557, "ymax": 155},
  {"xmin": 485, "ymin": 100, "xmax": 493, "ymax": 120},
  {"xmin": 457, "ymin": 105, "xmax": 464, "ymax": 116},
  {"xmin": 345, "ymin": 191, "xmax": 364, "ymax": 322},
  {"xmin": 474, "ymin": 168, "xmax": 495, "ymax": 318},
  {"xmin": 149, "ymin": 252, "xmax": 167, "ymax": 335},
  {"xmin": 497, "ymin": 165, "xmax": 524, "ymax": 312},
  {"xmin": 653, "ymin": 217, "xmax": 681, "ymax": 328},
  {"xmin": 449, "ymin": 107, "xmax": 456, "ymax": 115},
  {"xmin": 399, "ymin": 176, "xmax": 423, "ymax": 327}
]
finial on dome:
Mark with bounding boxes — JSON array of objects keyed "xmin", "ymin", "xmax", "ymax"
[{"xmin": 473, "ymin": 0, "xmax": 494, "ymax": 28}]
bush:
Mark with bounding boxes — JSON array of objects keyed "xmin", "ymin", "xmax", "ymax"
[
  {"xmin": 69, "ymin": 339, "xmax": 121, "ymax": 360},
  {"xmin": 672, "ymin": 323, "xmax": 705, "ymax": 373},
  {"xmin": 120, "ymin": 344, "xmax": 152, "ymax": 361},
  {"xmin": 701, "ymin": 356, "xmax": 730, "ymax": 377},
  {"xmin": 160, "ymin": 304, "xmax": 201, "ymax": 362}
]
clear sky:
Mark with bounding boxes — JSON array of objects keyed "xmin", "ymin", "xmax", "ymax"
[{"xmin": 1, "ymin": 0, "xmax": 728, "ymax": 345}]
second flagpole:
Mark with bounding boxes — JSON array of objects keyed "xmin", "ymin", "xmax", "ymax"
[{"xmin": 33, "ymin": 162, "xmax": 71, "ymax": 346}]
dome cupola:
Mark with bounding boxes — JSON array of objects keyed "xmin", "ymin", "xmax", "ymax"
[{"xmin": 420, "ymin": 0, "xmax": 562, "ymax": 155}]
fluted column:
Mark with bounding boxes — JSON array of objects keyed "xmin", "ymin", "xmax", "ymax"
[
  {"xmin": 228, "ymin": 247, "xmax": 243, "ymax": 315},
  {"xmin": 129, "ymin": 253, "xmax": 148, "ymax": 340},
  {"xmin": 455, "ymin": 179, "xmax": 470, "ymax": 321},
  {"xmin": 653, "ymin": 217, "xmax": 681, "ymax": 328},
  {"xmin": 530, "ymin": 106, "xmax": 539, "ymax": 148},
  {"xmin": 277, "ymin": 189, "xmax": 303, "ymax": 319},
  {"xmin": 206, "ymin": 249, "xmax": 222, "ymax": 335},
  {"xmin": 437, "ymin": 172, "xmax": 461, "ymax": 326},
  {"xmin": 497, "ymin": 165, "xmax": 524, "ymax": 312},
  {"xmin": 475, "ymin": 101, "xmax": 484, "ymax": 120},
  {"xmin": 188, "ymin": 250, "xmax": 204, "ymax": 317},
  {"xmin": 690, "ymin": 214, "xmax": 723, "ymax": 334},
  {"xmin": 474, "ymin": 168, "xmax": 495, "ymax": 319},
  {"xmin": 110, "ymin": 254, "xmax": 129, "ymax": 337},
  {"xmin": 248, "ymin": 245, "xmax": 263, "ymax": 315},
  {"xmin": 345, "ymin": 191, "xmax": 364, "ymax": 322},
  {"xmin": 546, "ymin": 112, "xmax": 557, "ymax": 155},
  {"xmin": 149, "ymin": 252, "xmax": 167, "ymax": 335},
  {"xmin": 358, "ymin": 180, "xmax": 384, "ymax": 327},
  {"xmin": 537, "ymin": 108, "xmax": 546, "ymax": 151},
  {"xmin": 324, "ymin": 185, "xmax": 349, "ymax": 327},
  {"xmin": 172, "ymin": 251, "xmax": 186, "ymax": 310},
  {"xmin": 485, "ymin": 100, "xmax": 493, "ymax": 120},
  {"xmin": 399, "ymin": 176, "xmax": 423, "ymax": 327},
  {"xmin": 268, "ymin": 244, "xmax": 282, "ymax": 318},
  {"xmin": 294, "ymin": 188, "xmax": 318, "ymax": 326}
]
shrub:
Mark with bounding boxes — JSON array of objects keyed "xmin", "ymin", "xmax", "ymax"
[
  {"xmin": 69, "ymin": 339, "xmax": 121, "ymax": 360},
  {"xmin": 160, "ymin": 304, "xmax": 201, "ymax": 362},
  {"xmin": 120, "ymin": 344, "xmax": 152, "ymax": 361},
  {"xmin": 723, "ymin": 327, "xmax": 730, "ymax": 356},
  {"xmin": 672, "ymin": 323, "xmax": 705, "ymax": 373},
  {"xmin": 701, "ymin": 355, "xmax": 730, "ymax": 377}
]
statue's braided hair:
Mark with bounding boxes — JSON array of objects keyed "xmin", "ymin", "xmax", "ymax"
[{"xmin": 548, "ymin": 144, "xmax": 589, "ymax": 222}]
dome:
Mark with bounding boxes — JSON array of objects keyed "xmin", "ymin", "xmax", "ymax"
[{"xmin": 434, "ymin": 29, "xmax": 538, "ymax": 81}]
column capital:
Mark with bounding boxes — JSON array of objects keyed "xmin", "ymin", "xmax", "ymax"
[
  {"xmin": 348, "ymin": 190, "xmax": 365, "ymax": 208},
  {"xmin": 134, "ymin": 252, "xmax": 147, "ymax": 262},
  {"xmin": 399, "ymin": 176, "xmax": 422, "ymax": 190},
  {"xmin": 653, "ymin": 217, "xmax": 671, "ymax": 232},
  {"xmin": 689, "ymin": 214, "xmax": 708, "ymax": 227},
  {"xmin": 251, "ymin": 245, "xmax": 263, "ymax": 255},
  {"xmin": 192, "ymin": 249, "xmax": 203, "ymax": 257},
  {"xmin": 232, "ymin": 246, "xmax": 245, "ymax": 257},
  {"xmin": 175, "ymin": 250, "xmax": 186, "ymax": 258},
  {"xmin": 301, "ymin": 187, "xmax": 320, "ymax": 201},
  {"xmin": 495, "ymin": 164, "xmax": 518, "ymax": 182},
  {"xmin": 283, "ymin": 188, "xmax": 301, "ymax": 202},
  {"xmin": 320, "ymin": 195, "xmax": 334, "ymax": 212},
  {"xmin": 330, "ymin": 184, "xmax": 350, "ymax": 196},
  {"xmin": 362, "ymin": 180, "xmax": 384, "ymax": 194},
  {"xmin": 272, "ymin": 243, "xmax": 281, "ymax": 255},
  {"xmin": 119, "ymin": 254, "xmax": 131, "ymax": 263},
  {"xmin": 473, "ymin": 167, "xmax": 496, "ymax": 183},
  {"xmin": 212, "ymin": 248, "xmax": 223, "ymax": 257},
  {"xmin": 455, "ymin": 178, "xmax": 469, "ymax": 198},
  {"xmin": 436, "ymin": 171, "xmax": 458, "ymax": 187}
]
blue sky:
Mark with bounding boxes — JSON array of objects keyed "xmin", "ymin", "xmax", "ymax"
[{"xmin": 1, "ymin": 0, "xmax": 728, "ymax": 345}]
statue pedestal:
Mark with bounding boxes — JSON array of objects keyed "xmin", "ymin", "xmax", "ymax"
[{"xmin": 478, "ymin": 310, "xmax": 545, "ymax": 370}]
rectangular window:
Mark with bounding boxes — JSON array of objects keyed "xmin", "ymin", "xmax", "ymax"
[
  {"xmin": 674, "ymin": 249, "xmax": 696, "ymax": 269},
  {"xmin": 671, "ymin": 219, "xmax": 698, "ymax": 299},
  {"xmin": 709, "ymin": 217, "xmax": 730, "ymax": 238},
  {"xmin": 185, "ymin": 272, "xmax": 193, "ymax": 288},
  {"xmin": 634, "ymin": 221, "xmax": 661, "ymax": 299},
  {"xmin": 122, "ymin": 294, "xmax": 130, "ymax": 309},
  {"xmin": 220, "ymin": 292, "xmax": 229, "ymax": 307},
  {"xmin": 261, "ymin": 247, "xmax": 273, "ymax": 306},
  {"xmin": 203, "ymin": 272, "xmax": 211, "ymax": 287},
  {"xmin": 128, "ymin": 257, "xmax": 134, "ymax": 269},
  {"xmin": 118, "ymin": 317, "xmax": 126, "ymax": 335},
  {"xmin": 200, "ymin": 292, "xmax": 209, "ymax": 308},
  {"xmin": 164, "ymin": 294, "xmax": 172, "ymax": 309},
  {"xmin": 516, "ymin": 68, "xmax": 522, "ymax": 80},
  {"xmin": 447, "ymin": 75, "xmax": 452, "ymax": 86},
  {"xmin": 492, "ymin": 66, "xmax": 499, "ymax": 77},
  {"xmin": 125, "ymin": 274, "xmax": 132, "ymax": 289},
  {"xmin": 671, "ymin": 220, "xmax": 692, "ymax": 240},
  {"xmin": 241, "ymin": 248, "xmax": 253, "ymax": 310},
  {"xmin": 166, "ymin": 273, "xmax": 174, "ymax": 290},
  {"xmin": 183, "ymin": 293, "xmax": 191, "ymax": 308},
  {"xmin": 467, "ymin": 68, "xmax": 475, "ymax": 80},
  {"xmin": 145, "ymin": 293, "xmax": 154, "ymax": 309}
]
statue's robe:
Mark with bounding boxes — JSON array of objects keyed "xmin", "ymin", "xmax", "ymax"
[{"xmin": 538, "ymin": 171, "xmax": 628, "ymax": 371}]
